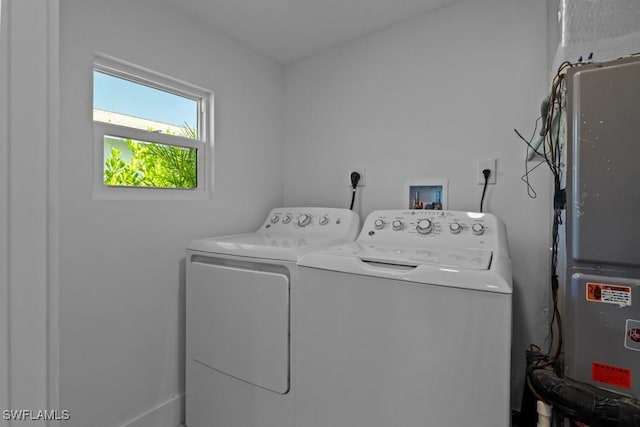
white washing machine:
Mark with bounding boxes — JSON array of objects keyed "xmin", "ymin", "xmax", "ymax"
[
  {"xmin": 185, "ymin": 207, "xmax": 360, "ymax": 427},
  {"xmin": 295, "ymin": 210, "xmax": 513, "ymax": 427}
]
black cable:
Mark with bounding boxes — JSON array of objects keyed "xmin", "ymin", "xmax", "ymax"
[
  {"xmin": 349, "ymin": 172, "xmax": 360, "ymax": 210},
  {"xmin": 479, "ymin": 169, "xmax": 490, "ymax": 212},
  {"xmin": 520, "ymin": 159, "xmax": 545, "ymax": 199},
  {"xmin": 514, "ymin": 116, "xmax": 542, "ymax": 157},
  {"xmin": 515, "ymin": 116, "xmax": 544, "ymax": 198}
]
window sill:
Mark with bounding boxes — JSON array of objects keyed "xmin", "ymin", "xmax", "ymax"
[{"xmin": 92, "ymin": 185, "xmax": 212, "ymax": 201}]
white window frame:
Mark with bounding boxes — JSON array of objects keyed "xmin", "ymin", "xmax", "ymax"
[{"xmin": 93, "ymin": 53, "xmax": 213, "ymax": 199}]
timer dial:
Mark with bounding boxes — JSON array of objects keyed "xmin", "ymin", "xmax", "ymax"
[
  {"xmin": 416, "ymin": 219, "xmax": 433, "ymax": 235},
  {"xmin": 298, "ymin": 214, "xmax": 311, "ymax": 227}
]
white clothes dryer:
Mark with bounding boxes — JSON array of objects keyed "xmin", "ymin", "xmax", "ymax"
[
  {"xmin": 295, "ymin": 210, "xmax": 512, "ymax": 427},
  {"xmin": 185, "ymin": 207, "xmax": 360, "ymax": 427}
]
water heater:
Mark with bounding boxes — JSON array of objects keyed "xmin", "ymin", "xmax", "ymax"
[{"xmin": 564, "ymin": 56, "xmax": 640, "ymax": 398}]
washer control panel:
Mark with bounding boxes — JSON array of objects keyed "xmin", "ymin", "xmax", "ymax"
[
  {"xmin": 358, "ymin": 210, "xmax": 502, "ymax": 251},
  {"xmin": 260, "ymin": 207, "xmax": 360, "ymax": 239}
]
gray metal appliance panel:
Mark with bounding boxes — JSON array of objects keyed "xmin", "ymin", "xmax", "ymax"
[
  {"xmin": 566, "ymin": 273, "xmax": 640, "ymax": 397},
  {"xmin": 569, "ymin": 59, "xmax": 640, "ymax": 267}
]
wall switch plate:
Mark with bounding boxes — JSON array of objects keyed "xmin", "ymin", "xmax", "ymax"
[
  {"xmin": 477, "ymin": 159, "xmax": 497, "ymax": 185},
  {"xmin": 348, "ymin": 168, "xmax": 366, "ymax": 187}
]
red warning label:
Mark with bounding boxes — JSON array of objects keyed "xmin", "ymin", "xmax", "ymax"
[
  {"xmin": 586, "ymin": 282, "xmax": 632, "ymax": 307},
  {"xmin": 592, "ymin": 362, "xmax": 632, "ymax": 389}
]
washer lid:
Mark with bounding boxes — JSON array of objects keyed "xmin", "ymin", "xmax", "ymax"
[
  {"xmin": 339, "ymin": 243, "xmax": 493, "ymax": 270},
  {"xmin": 298, "ymin": 242, "xmax": 512, "ymax": 294}
]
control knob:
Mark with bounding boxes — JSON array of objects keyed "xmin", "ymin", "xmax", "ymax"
[
  {"xmin": 319, "ymin": 216, "xmax": 329, "ymax": 225},
  {"xmin": 270, "ymin": 215, "xmax": 280, "ymax": 224},
  {"xmin": 471, "ymin": 223, "xmax": 485, "ymax": 236},
  {"xmin": 449, "ymin": 223, "xmax": 463, "ymax": 234},
  {"xmin": 282, "ymin": 214, "xmax": 292, "ymax": 224},
  {"xmin": 374, "ymin": 219, "xmax": 385, "ymax": 230},
  {"xmin": 298, "ymin": 214, "xmax": 311, "ymax": 227},
  {"xmin": 392, "ymin": 220, "xmax": 404, "ymax": 231},
  {"xmin": 416, "ymin": 219, "xmax": 433, "ymax": 235}
]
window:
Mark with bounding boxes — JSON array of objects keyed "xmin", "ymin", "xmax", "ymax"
[{"xmin": 93, "ymin": 54, "xmax": 211, "ymax": 197}]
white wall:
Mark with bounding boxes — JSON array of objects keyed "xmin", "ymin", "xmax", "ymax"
[
  {"xmin": 547, "ymin": 0, "xmax": 561, "ymax": 71},
  {"xmin": 1, "ymin": 1, "xmax": 52, "ymax": 425},
  {"xmin": 0, "ymin": 1, "xmax": 9, "ymax": 420},
  {"xmin": 58, "ymin": 1, "xmax": 283, "ymax": 426},
  {"xmin": 283, "ymin": 0, "xmax": 551, "ymax": 409},
  {"xmin": 3, "ymin": 0, "xmax": 635, "ymax": 424},
  {"xmin": 550, "ymin": 0, "xmax": 640, "ymax": 70}
]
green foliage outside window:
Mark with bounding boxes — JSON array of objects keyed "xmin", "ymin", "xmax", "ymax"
[{"xmin": 103, "ymin": 125, "xmax": 198, "ymax": 189}]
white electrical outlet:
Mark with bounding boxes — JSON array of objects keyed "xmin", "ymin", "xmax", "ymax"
[
  {"xmin": 348, "ymin": 168, "xmax": 366, "ymax": 187},
  {"xmin": 477, "ymin": 159, "xmax": 497, "ymax": 185}
]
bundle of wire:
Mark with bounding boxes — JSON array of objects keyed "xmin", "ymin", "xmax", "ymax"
[
  {"xmin": 514, "ymin": 60, "xmax": 574, "ymax": 374},
  {"xmin": 543, "ymin": 61, "xmax": 572, "ymax": 369}
]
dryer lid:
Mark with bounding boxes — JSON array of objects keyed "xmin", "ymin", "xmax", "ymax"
[
  {"xmin": 188, "ymin": 232, "xmax": 352, "ymax": 261},
  {"xmin": 187, "ymin": 207, "xmax": 361, "ymax": 261}
]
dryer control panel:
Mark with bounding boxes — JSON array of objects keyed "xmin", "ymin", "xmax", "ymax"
[
  {"xmin": 358, "ymin": 210, "xmax": 505, "ymax": 252},
  {"xmin": 260, "ymin": 207, "xmax": 360, "ymax": 239}
]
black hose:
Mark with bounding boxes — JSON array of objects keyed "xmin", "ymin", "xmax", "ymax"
[{"xmin": 526, "ymin": 348, "xmax": 640, "ymax": 426}]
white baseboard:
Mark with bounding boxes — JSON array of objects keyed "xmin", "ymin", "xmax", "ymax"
[{"xmin": 121, "ymin": 394, "xmax": 184, "ymax": 427}]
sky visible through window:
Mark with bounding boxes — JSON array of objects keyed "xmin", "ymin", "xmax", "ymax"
[{"xmin": 93, "ymin": 71, "xmax": 198, "ymax": 129}]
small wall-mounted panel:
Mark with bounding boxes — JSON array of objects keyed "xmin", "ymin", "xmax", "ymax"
[{"xmin": 404, "ymin": 180, "xmax": 448, "ymax": 211}]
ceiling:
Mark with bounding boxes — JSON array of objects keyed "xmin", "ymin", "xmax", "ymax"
[{"xmin": 160, "ymin": 0, "xmax": 460, "ymax": 64}]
